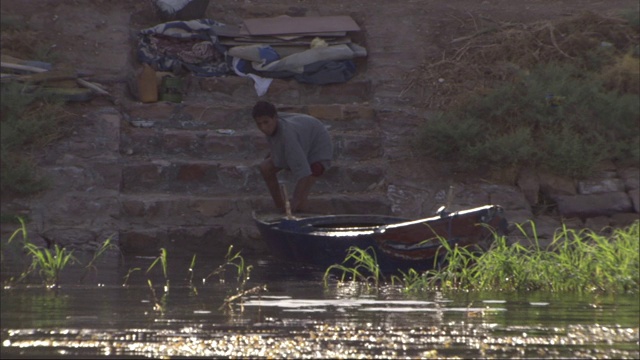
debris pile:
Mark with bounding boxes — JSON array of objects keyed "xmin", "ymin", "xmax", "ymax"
[
  {"xmin": 1, "ymin": 54, "xmax": 111, "ymax": 103},
  {"xmin": 136, "ymin": 13, "xmax": 367, "ymax": 98}
]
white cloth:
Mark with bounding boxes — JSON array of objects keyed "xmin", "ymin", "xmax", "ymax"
[{"xmin": 232, "ymin": 57, "xmax": 273, "ymax": 97}]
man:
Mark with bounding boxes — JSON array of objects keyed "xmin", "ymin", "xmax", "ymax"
[{"xmin": 252, "ymin": 101, "xmax": 333, "ymax": 213}]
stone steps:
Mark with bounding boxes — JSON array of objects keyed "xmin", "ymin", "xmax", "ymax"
[
  {"xmin": 117, "ymin": 191, "xmax": 392, "ymax": 255},
  {"xmin": 184, "ymin": 76, "xmax": 373, "ymax": 105},
  {"xmin": 121, "ymin": 126, "xmax": 382, "ymax": 161},
  {"xmin": 120, "ymin": 158, "xmax": 387, "ymax": 195},
  {"xmin": 114, "ymin": 74, "xmax": 391, "ymax": 253}
]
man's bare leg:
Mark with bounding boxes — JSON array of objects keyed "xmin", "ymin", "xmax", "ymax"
[
  {"xmin": 259, "ymin": 158, "xmax": 285, "ymax": 211},
  {"xmin": 291, "ymin": 175, "xmax": 317, "ymax": 212}
]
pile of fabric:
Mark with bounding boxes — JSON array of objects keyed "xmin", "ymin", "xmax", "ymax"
[{"xmin": 136, "ymin": 14, "xmax": 367, "ymax": 95}]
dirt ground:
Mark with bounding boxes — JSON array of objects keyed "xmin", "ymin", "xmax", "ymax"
[
  {"xmin": 1, "ymin": 0, "xmax": 638, "ymax": 187},
  {"xmin": 2, "ymin": 0, "xmax": 637, "ymax": 102}
]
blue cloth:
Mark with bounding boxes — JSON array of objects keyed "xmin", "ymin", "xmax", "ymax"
[{"xmin": 258, "ymin": 46, "xmax": 280, "ymax": 65}]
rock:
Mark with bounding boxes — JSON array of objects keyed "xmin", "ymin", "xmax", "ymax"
[
  {"xmin": 517, "ymin": 167, "xmax": 539, "ymax": 205},
  {"xmin": 610, "ymin": 213, "xmax": 639, "ymax": 229},
  {"xmin": 629, "ymin": 189, "xmax": 640, "ymax": 213},
  {"xmin": 578, "ymin": 178, "xmax": 625, "ymax": 194},
  {"xmin": 538, "ymin": 171, "xmax": 577, "ymax": 197},
  {"xmin": 508, "ymin": 215, "xmax": 563, "ymax": 248},
  {"xmin": 555, "ymin": 192, "xmax": 634, "ymax": 218},
  {"xmin": 584, "ymin": 216, "xmax": 612, "ymax": 234},
  {"xmin": 619, "ymin": 167, "xmax": 640, "ymax": 191}
]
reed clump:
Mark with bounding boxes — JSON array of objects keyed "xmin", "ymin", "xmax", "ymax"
[
  {"xmin": 327, "ymin": 221, "xmax": 639, "ymax": 294},
  {"xmin": 3, "ymin": 217, "xmax": 116, "ymax": 289},
  {"xmin": 323, "ymin": 246, "xmax": 383, "ymax": 291},
  {"xmin": 413, "ymin": 220, "xmax": 639, "ymax": 293}
]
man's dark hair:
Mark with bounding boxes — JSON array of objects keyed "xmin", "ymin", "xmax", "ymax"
[{"xmin": 252, "ymin": 101, "xmax": 277, "ymax": 119}]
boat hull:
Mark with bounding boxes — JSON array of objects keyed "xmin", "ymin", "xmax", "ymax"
[{"xmin": 254, "ymin": 205, "xmax": 508, "ymax": 274}]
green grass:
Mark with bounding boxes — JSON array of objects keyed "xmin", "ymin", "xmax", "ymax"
[{"xmin": 327, "ymin": 220, "xmax": 640, "ymax": 294}]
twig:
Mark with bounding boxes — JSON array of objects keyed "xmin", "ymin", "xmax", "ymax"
[
  {"xmin": 546, "ymin": 23, "xmax": 573, "ymax": 59},
  {"xmin": 451, "ymin": 27, "xmax": 498, "ymax": 43},
  {"xmin": 218, "ymin": 284, "xmax": 267, "ymax": 310},
  {"xmin": 467, "ymin": 11, "xmax": 478, "ymax": 31},
  {"xmin": 447, "ymin": 13, "xmax": 465, "ymax": 27},
  {"xmin": 198, "ymin": 105, "xmax": 214, "ymax": 121},
  {"xmin": 77, "ymin": 78, "xmax": 110, "ymax": 96}
]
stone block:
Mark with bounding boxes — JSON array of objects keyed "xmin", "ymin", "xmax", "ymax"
[
  {"xmin": 165, "ymin": 225, "xmax": 227, "ymax": 256},
  {"xmin": 343, "ymin": 104, "xmax": 375, "ymax": 121},
  {"xmin": 484, "ymin": 184, "xmax": 532, "ymax": 212},
  {"xmin": 307, "ymin": 104, "xmax": 344, "ymax": 121},
  {"xmin": 504, "ymin": 209, "xmax": 535, "ymax": 227},
  {"xmin": 203, "ymin": 133, "xmax": 249, "ymax": 159},
  {"xmin": 121, "ymin": 163, "xmax": 163, "ymax": 193},
  {"xmin": 163, "ymin": 130, "xmax": 200, "ymax": 155},
  {"xmin": 128, "ymin": 102, "xmax": 175, "ymax": 121},
  {"xmin": 556, "ymin": 192, "xmax": 634, "ymax": 218},
  {"xmin": 578, "ymin": 178, "xmax": 625, "ymax": 195},
  {"xmin": 197, "ymin": 76, "xmax": 249, "ymax": 94},
  {"xmin": 584, "ymin": 216, "xmax": 613, "ymax": 234},
  {"xmin": 517, "ymin": 167, "xmax": 539, "ymax": 205},
  {"xmin": 119, "ymin": 229, "xmax": 167, "ymax": 255},
  {"xmin": 187, "ymin": 199, "xmax": 234, "ymax": 219},
  {"xmin": 217, "ymin": 164, "xmax": 260, "ymax": 192},
  {"xmin": 92, "ymin": 161, "xmax": 123, "ymax": 191},
  {"xmin": 610, "ymin": 212, "xmax": 640, "ymax": 228},
  {"xmin": 629, "ymin": 189, "xmax": 639, "ymax": 213},
  {"xmin": 318, "ymin": 80, "xmax": 371, "ymax": 103},
  {"xmin": 121, "ymin": 198, "xmax": 146, "ymax": 217},
  {"xmin": 334, "ymin": 134, "xmax": 383, "ymax": 161},
  {"xmin": 539, "ymin": 171, "xmax": 577, "ymax": 197},
  {"xmin": 619, "ymin": 167, "xmax": 640, "ymax": 191},
  {"xmin": 176, "ymin": 163, "xmax": 208, "ymax": 182},
  {"xmin": 41, "ymin": 228, "xmax": 98, "ymax": 250},
  {"xmin": 120, "ymin": 128, "xmax": 162, "ymax": 156}
]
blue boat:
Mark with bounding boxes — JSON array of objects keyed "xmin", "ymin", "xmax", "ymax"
[{"xmin": 253, "ymin": 204, "xmax": 508, "ymax": 274}]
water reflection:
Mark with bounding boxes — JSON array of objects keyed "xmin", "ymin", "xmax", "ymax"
[{"xmin": 1, "ymin": 254, "xmax": 639, "ymax": 359}]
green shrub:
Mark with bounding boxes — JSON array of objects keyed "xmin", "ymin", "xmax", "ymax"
[
  {"xmin": 0, "ymin": 83, "xmax": 70, "ymax": 196},
  {"xmin": 463, "ymin": 127, "xmax": 538, "ymax": 170},
  {"xmin": 415, "ymin": 62, "xmax": 640, "ymax": 178},
  {"xmin": 539, "ymin": 125, "xmax": 606, "ymax": 178}
]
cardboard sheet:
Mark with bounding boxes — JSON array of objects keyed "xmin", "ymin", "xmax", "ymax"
[{"xmin": 243, "ymin": 15, "xmax": 360, "ymax": 36}]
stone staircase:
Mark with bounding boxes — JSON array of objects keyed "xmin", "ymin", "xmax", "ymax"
[{"xmin": 116, "ymin": 74, "xmax": 393, "ymax": 255}]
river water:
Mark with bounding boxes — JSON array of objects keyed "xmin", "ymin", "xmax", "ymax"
[{"xmin": 1, "ymin": 250, "xmax": 638, "ymax": 359}]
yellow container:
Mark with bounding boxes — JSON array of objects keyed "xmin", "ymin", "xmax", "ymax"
[{"xmin": 138, "ymin": 64, "xmax": 158, "ymax": 103}]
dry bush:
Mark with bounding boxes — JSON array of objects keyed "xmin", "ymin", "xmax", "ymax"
[
  {"xmin": 0, "ymin": 30, "xmax": 41, "ymax": 57},
  {"xmin": 405, "ymin": 11, "xmax": 640, "ymax": 109}
]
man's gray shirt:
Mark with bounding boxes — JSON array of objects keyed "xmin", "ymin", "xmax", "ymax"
[{"xmin": 267, "ymin": 112, "xmax": 333, "ymax": 181}]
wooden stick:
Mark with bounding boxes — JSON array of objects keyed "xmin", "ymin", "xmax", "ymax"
[
  {"xmin": 1, "ymin": 62, "xmax": 47, "ymax": 73},
  {"xmin": 280, "ymin": 183, "xmax": 293, "ymax": 219},
  {"xmin": 446, "ymin": 185, "xmax": 454, "ymax": 209}
]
